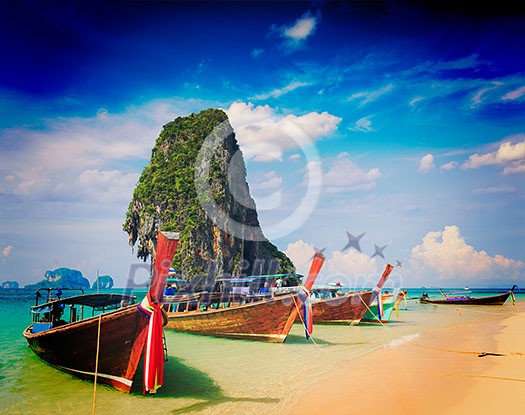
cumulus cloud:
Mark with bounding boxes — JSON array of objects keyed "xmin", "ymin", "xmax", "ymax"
[
  {"xmin": 440, "ymin": 161, "xmax": 458, "ymax": 172},
  {"xmin": 462, "ymin": 139, "xmax": 525, "ymax": 174},
  {"xmin": 322, "ymin": 152, "xmax": 381, "ymax": 193},
  {"xmin": 284, "ymin": 240, "xmax": 317, "ymax": 276},
  {"xmin": 284, "ymin": 240, "xmax": 379, "ymax": 287},
  {"xmin": 418, "ymin": 154, "xmax": 435, "ymax": 173},
  {"xmin": 2, "ymin": 245, "xmax": 13, "ymax": 257},
  {"xmin": 347, "ymin": 83, "xmax": 394, "ymax": 107},
  {"xmin": 225, "ymin": 101, "xmax": 341, "ymax": 162},
  {"xmin": 323, "ymin": 249, "xmax": 378, "ymax": 286},
  {"xmin": 0, "ymin": 97, "xmax": 219, "ymax": 204},
  {"xmin": 409, "ymin": 225, "xmax": 525, "ymax": 283}
]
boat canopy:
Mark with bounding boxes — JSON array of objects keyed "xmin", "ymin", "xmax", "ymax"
[{"xmin": 31, "ymin": 293, "xmax": 136, "ymax": 313}]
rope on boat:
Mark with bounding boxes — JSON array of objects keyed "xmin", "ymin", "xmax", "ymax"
[
  {"xmin": 359, "ymin": 294, "xmax": 388, "ymax": 328},
  {"xmin": 92, "ymin": 314, "xmax": 102, "ymax": 415}
]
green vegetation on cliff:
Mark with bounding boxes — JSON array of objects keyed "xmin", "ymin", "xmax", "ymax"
[
  {"xmin": 25, "ymin": 268, "xmax": 91, "ymax": 290},
  {"xmin": 123, "ymin": 108, "xmax": 295, "ymax": 279}
]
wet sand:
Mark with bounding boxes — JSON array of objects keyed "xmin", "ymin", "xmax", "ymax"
[{"xmin": 286, "ymin": 303, "xmax": 525, "ymax": 415}]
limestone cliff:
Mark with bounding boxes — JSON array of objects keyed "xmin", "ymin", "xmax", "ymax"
[
  {"xmin": 92, "ymin": 275, "xmax": 114, "ymax": 289},
  {"xmin": 123, "ymin": 109, "xmax": 295, "ymax": 280}
]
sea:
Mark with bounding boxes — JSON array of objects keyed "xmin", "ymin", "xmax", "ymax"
[{"xmin": 0, "ymin": 287, "xmax": 522, "ymax": 415}]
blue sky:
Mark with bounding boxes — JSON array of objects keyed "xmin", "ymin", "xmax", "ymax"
[{"xmin": 1, "ymin": 1, "xmax": 524, "ymax": 288}]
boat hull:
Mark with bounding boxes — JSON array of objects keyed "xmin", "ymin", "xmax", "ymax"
[
  {"xmin": 361, "ymin": 297, "xmax": 395, "ymax": 323},
  {"xmin": 23, "ymin": 305, "xmax": 148, "ymax": 392},
  {"xmin": 165, "ymin": 294, "xmax": 300, "ymax": 343},
  {"xmin": 310, "ymin": 290, "xmax": 375, "ymax": 325},
  {"xmin": 419, "ymin": 291, "xmax": 512, "ymax": 306}
]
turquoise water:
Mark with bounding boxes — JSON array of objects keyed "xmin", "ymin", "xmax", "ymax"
[{"xmin": 0, "ymin": 288, "xmax": 522, "ymax": 415}]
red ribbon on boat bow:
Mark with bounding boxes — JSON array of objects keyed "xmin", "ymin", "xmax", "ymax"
[
  {"xmin": 138, "ymin": 231, "xmax": 180, "ymax": 394},
  {"xmin": 138, "ymin": 293, "xmax": 165, "ymax": 394}
]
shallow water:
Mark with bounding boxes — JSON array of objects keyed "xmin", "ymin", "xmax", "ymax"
[{"xmin": 0, "ymin": 288, "xmax": 522, "ymax": 415}]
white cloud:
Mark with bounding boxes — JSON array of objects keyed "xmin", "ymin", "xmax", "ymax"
[
  {"xmin": 250, "ymin": 81, "xmax": 311, "ymax": 100},
  {"xmin": 409, "ymin": 96, "xmax": 425, "ymax": 107},
  {"xmin": 252, "ymin": 171, "xmax": 283, "ymax": 191},
  {"xmin": 418, "ymin": 154, "xmax": 435, "ymax": 173},
  {"xmin": 502, "ymin": 164, "xmax": 525, "ymax": 175},
  {"xmin": 0, "ymin": 97, "xmax": 217, "ymax": 203},
  {"xmin": 323, "ymin": 152, "xmax": 381, "ymax": 193},
  {"xmin": 409, "ymin": 225, "xmax": 525, "ymax": 283},
  {"xmin": 270, "ymin": 11, "xmax": 319, "ymax": 52},
  {"xmin": 462, "ymin": 139, "xmax": 525, "ymax": 174},
  {"xmin": 225, "ymin": 101, "xmax": 341, "ymax": 162},
  {"xmin": 473, "ymin": 185, "xmax": 517, "ymax": 195},
  {"xmin": 323, "ymin": 249, "xmax": 378, "ymax": 285},
  {"xmin": 440, "ymin": 161, "xmax": 458, "ymax": 171},
  {"xmin": 501, "ymin": 85, "xmax": 525, "ymax": 101},
  {"xmin": 349, "ymin": 116, "xmax": 374, "ymax": 133},
  {"xmin": 2, "ymin": 245, "xmax": 13, "ymax": 257},
  {"xmin": 284, "ymin": 240, "xmax": 379, "ymax": 287},
  {"xmin": 284, "ymin": 240, "xmax": 316, "ymax": 276},
  {"xmin": 347, "ymin": 83, "xmax": 394, "ymax": 107},
  {"xmin": 469, "ymin": 81, "xmax": 503, "ymax": 108},
  {"xmin": 282, "ymin": 11, "xmax": 318, "ymax": 44}
]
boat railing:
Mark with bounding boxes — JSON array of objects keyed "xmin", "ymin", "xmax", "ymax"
[
  {"xmin": 164, "ymin": 291, "xmax": 262, "ymax": 313},
  {"xmin": 439, "ymin": 288, "xmax": 471, "ymax": 299},
  {"xmin": 30, "ymin": 293, "xmax": 137, "ymax": 331}
]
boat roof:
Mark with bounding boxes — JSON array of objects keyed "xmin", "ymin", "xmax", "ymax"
[
  {"xmin": 215, "ymin": 273, "xmax": 303, "ymax": 283},
  {"xmin": 166, "ymin": 277, "xmax": 187, "ymax": 283},
  {"xmin": 31, "ymin": 293, "xmax": 136, "ymax": 312}
]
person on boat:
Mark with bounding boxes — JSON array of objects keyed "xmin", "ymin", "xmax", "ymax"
[
  {"xmin": 421, "ymin": 292, "xmax": 429, "ymax": 300},
  {"xmin": 51, "ymin": 302, "xmax": 66, "ymax": 326},
  {"xmin": 164, "ymin": 284, "xmax": 176, "ymax": 296}
]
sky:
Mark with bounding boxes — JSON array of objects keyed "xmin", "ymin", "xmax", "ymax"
[{"xmin": 1, "ymin": 0, "xmax": 524, "ymax": 289}]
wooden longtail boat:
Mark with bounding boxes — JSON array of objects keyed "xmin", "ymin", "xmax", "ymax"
[
  {"xmin": 308, "ymin": 264, "xmax": 394, "ymax": 325},
  {"xmin": 23, "ymin": 231, "xmax": 180, "ymax": 393},
  {"xmin": 164, "ymin": 252, "xmax": 326, "ymax": 343},
  {"xmin": 419, "ymin": 286, "xmax": 517, "ymax": 306},
  {"xmin": 361, "ymin": 289, "xmax": 408, "ymax": 323}
]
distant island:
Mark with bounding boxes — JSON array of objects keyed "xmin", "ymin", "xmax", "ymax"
[
  {"xmin": 25, "ymin": 267, "xmax": 91, "ymax": 290},
  {"xmin": 92, "ymin": 275, "xmax": 114, "ymax": 289},
  {"xmin": 1, "ymin": 281, "xmax": 20, "ymax": 289}
]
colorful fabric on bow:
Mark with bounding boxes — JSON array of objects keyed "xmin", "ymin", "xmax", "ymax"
[
  {"xmin": 298, "ymin": 287, "xmax": 313, "ymax": 339},
  {"xmin": 138, "ymin": 293, "xmax": 165, "ymax": 394},
  {"xmin": 375, "ymin": 292, "xmax": 384, "ymax": 321}
]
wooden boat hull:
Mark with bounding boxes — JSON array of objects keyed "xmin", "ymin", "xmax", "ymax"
[
  {"xmin": 310, "ymin": 290, "xmax": 375, "ymax": 325},
  {"xmin": 165, "ymin": 294, "xmax": 300, "ymax": 343},
  {"xmin": 23, "ymin": 305, "xmax": 148, "ymax": 392},
  {"xmin": 361, "ymin": 297, "xmax": 396, "ymax": 323},
  {"xmin": 420, "ymin": 291, "xmax": 512, "ymax": 306}
]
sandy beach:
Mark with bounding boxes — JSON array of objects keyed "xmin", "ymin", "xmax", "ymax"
[{"xmin": 287, "ymin": 302, "xmax": 525, "ymax": 415}]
